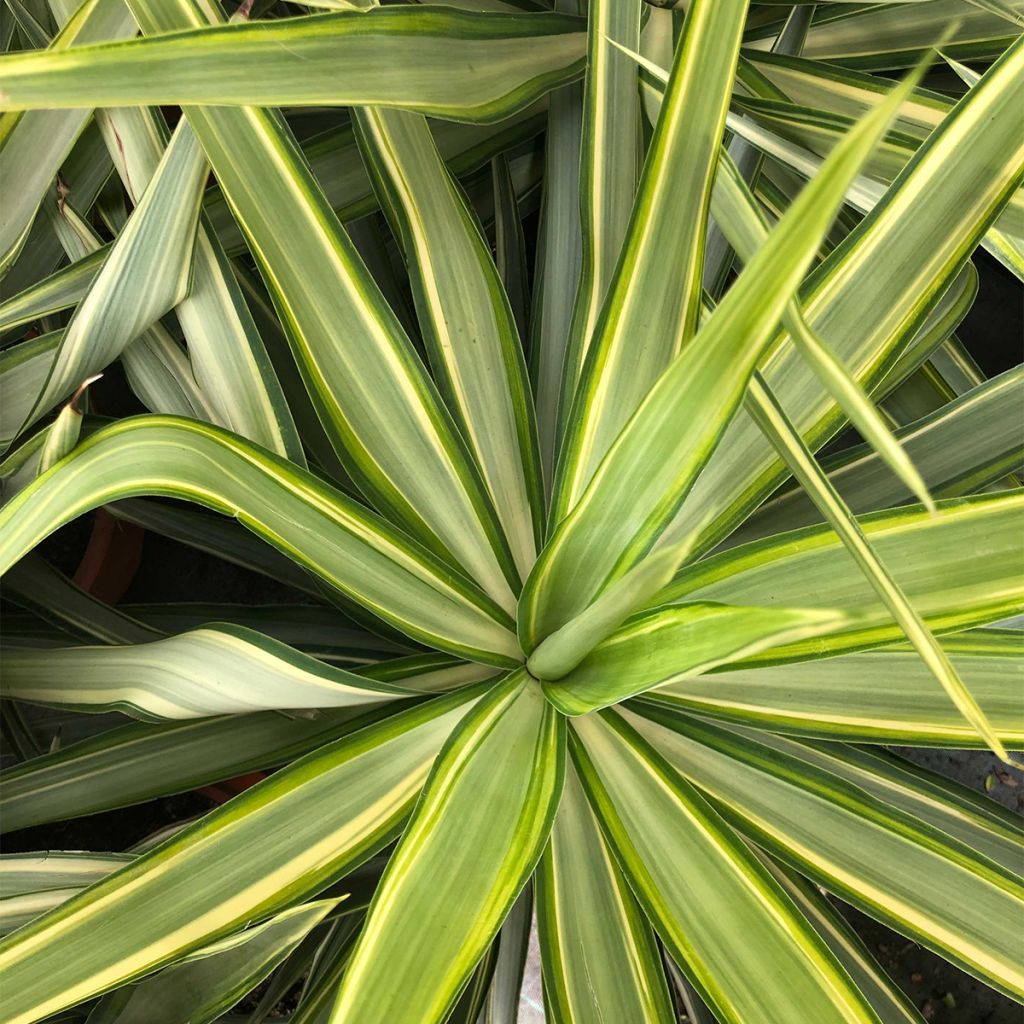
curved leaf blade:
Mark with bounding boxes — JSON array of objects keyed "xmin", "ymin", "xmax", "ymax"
[
  {"xmin": 0, "ymin": 417, "xmax": 521, "ymax": 666},
  {"xmin": 626, "ymin": 705, "xmax": 1024, "ymax": 998}
]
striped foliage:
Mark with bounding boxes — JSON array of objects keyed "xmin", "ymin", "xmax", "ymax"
[{"xmin": 0, "ymin": 3, "xmax": 1020, "ymax": 1022}]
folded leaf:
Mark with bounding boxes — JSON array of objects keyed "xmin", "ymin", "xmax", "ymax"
[
  {"xmin": 541, "ymin": 602, "xmax": 850, "ymax": 714},
  {"xmin": 0, "ymin": 624, "xmax": 485, "ymax": 721}
]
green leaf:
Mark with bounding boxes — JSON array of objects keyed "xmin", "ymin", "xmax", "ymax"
[
  {"xmin": 529, "ymin": 4, "xmax": 583, "ymax": 491},
  {"xmin": 712, "ymin": 150, "xmax": 935, "ymax": 509},
  {"xmin": 791, "ymin": 0, "xmax": 1021, "ymax": 69},
  {"xmin": 0, "ymin": 623, "xmax": 490, "ymax": 721},
  {"xmin": 204, "ymin": 102, "xmax": 547, "ymax": 259},
  {"xmin": 746, "ymin": 371, "xmax": 1008, "ymax": 757},
  {"xmin": 0, "ymin": 686, "xmax": 484, "ymax": 1023},
  {"xmin": 353, "ymin": 105, "xmax": 542, "ymax": 578},
  {"xmin": 20, "ymin": 119, "xmax": 205, "ymax": 430},
  {"xmin": 660, "ymin": 491, "xmax": 1024, "ymax": 663},
  {"xmin": 0, "ymin": 703, "xmax": 406, "ymax": 832},
  {"xmin": 0, "ymin": 417, "xmax": 522, "ymax": 665},
  {"xmin": 86, "ymin": 900, "xmax": 339, "ymax": 1024},
  {"xmin": 25, "ymin": 201, "xmax": 217, "ymax": 431},
  {"xmin": 625, "ymin": 704, "xmax": 1024, "ymax": 999},
  {"xmin": 536, "ymin": 760, "xmax": 674, "ymax": 1024},
  {"xmin": 0, "ymin": 0, "xmax": 135, "ymax": 275},
  {"xmin": 35, "ymin": 381, "xmax": 90, "ymax": 474},
  {"xmin": 0, "ymin": 245, "xmax": 106, "ymax": 333},
  {"xmin": 667, "ymin": 36, "xmax": 1024, "ymax": 561},
  {"xmin": 1, "ymin": 553, "xmax": 159, "ymax": 645},
  {"xmin": 477, "ymin": 882, "xmax": 533, "ymax": 1024},
  {"xmin": 734, "ymin": 365, "xmax": 1024, "ymax": 542},
  {"xmin": 0, "ymin": 331, "xmax": 59, "ymax": 448},
  {"xmin": 0, "ymin": 7, "xmax": 586, "ymax": 121},
  {"xmin": 1, "ymin": 852, "xmax": 133, "ymax": 896},
  {"xmin": 1, "ymin": 852, "xmax": 132, "ymax": 934},
  {"xmin": 549, "ymin": 0, "xmax": 748, "ymax": 526},
  {"xmin": 491, "ymin": 151, "xmax": 530, "ymax": 342},
  {"xmin": 759, "ymin": 858, "xmax": 927, "ymax": 1024},
  {"xmin": 123, "ymin": 0, "xmax": 526, "ymax": 613},
  {"xmin": 520, "ymin": 42, "xmax": 927, "ymax": 653},
  {"xmin": 328, "ymin": 671, "xmax": 563, "ymax": 1024},
  {"xmin": 552, "ymin": 0, "xmax": 642, "ymax": 443},
  {"xmin": 540, "ymin": 601, "xmax": 850, "ymax": 714},
  {"xmin": 645, "ymin": 628, "xmax": 1024, "ymax": 748},
  {"xmin": 570, "ymin": 710, "xmax": 882, "ymax": 1024},
  {"xmin": 726, "ymin": 94, "xmax": 1024, "ymax": 280}
]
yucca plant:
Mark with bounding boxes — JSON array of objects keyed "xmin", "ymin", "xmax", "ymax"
[{"xmin": 0, "ymin": 0, "xmax": 1021, "ymax": 1021}]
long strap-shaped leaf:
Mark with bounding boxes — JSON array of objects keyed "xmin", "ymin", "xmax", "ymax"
[
  {"xmin": 0, "ymin": 686, "xmax": 484, "ymax": 1024},
  {"xmin": 0, "ymin": 623, "xmax": 480, "ymax": 721},
  {"xmin": 327, "ymin": 671, "xmax": 563, "ymax": 1024},
  {"xmin": 85, "ymin": 899, "xmax": 339, "ymax": 1024},
  {"xmin": 796, "ymin": 740, "xmax": 1024, "ymax": 873},
  {"xmin": 625, "ymin": 705, "xmax": 1024, "ymax": 998},
  {"xmin": 725, "ymin": 100, "xmax": 1024, "ymax": 281},
  {"xmin": 40, "ymin": 0, "xmax": 304, "ymax": 463},
  {"xmin": 791, "ymin": 0, "xmax": 1019, "ymax": 69},
  {"xmin": 120, "ymin": 0, "xmax": 525, "ymax": 612},
  {"xmin": 660, "ymin": 491, "xmax": 1024, "ymax": 662},
  {"xmin": 550, "ymin": 0, "xmax": 747, "ymax": 527},
  {"xmin": 735, "ymin": 365, "xmax": 1024, "ymax": 542},
  {"xmin": 536, "ymin": 761, "xmax": 675, "ymax": 1024},
  {"xmin": 0, "ymin": 0, "xmax": 135, "ymax": 275},
  {"xmin": 645, "ymin": 629, "xmax": 1024, "ymax": 748},
  {"xmin": 570, "ymin": 711, "xmax": 881, "ymax": 1024},
  {"xmin": 0, "ymin": 417, "xmax": 521, "ymax": 666},
  {"xmin": 19, "ymin": 201, "xmax": 216, "ymax": 430},
  {"xmin": 551, "ymin": 0, "xmax": 642, "ymax": 460},
  {"xmin": 1, "ymin": 852, "xmax": 133, "ymax": 898},
  {"xmin": 712, "ymin": 150, "xmax": 933, "ymax": 508},
  {"xmin": 541, "ymin": 602, "xmax": 851, "ymax": 715},
  {"xmin": 20, "ymin": 118, "xmax": 206, "ymax": 434},
  {"xmin": 0, "ymin": 701, "xmax": 413, "ymax": 832},
  {"xmin": 520, "ymin": 49, "xmax": 926, "ymax": 654},
  {"xmin": 667, "ymin": 37, "xmax": 1024, "ymax": 560},
  {"xmin": 352, "ymin": 106, "xmax": 542, "ymax": 577},
  {"xmin": 746, "ymin": 371, "xmax": 1007, "ymax": 757},
  {"xmin": 205, "ymin": 100, "xmax": 548, "ymax": 258},
  {"xmin": 759, "ymin": 858, "xmax": 927, "ymax": 1024},
  {"xmin": 477, "ymin": 882, "xmax": 533, "ymax": 1024},
  {"xmin": 0, "ymin": 244, "xmax": 107, "ymax": 333},
  {"xmin": 529, "ymin": 0, "xmax": 584, "ymax": 492},
  {"xmin": 0, "ymin": 6, "xmax": 585, "ymax": 119}
]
